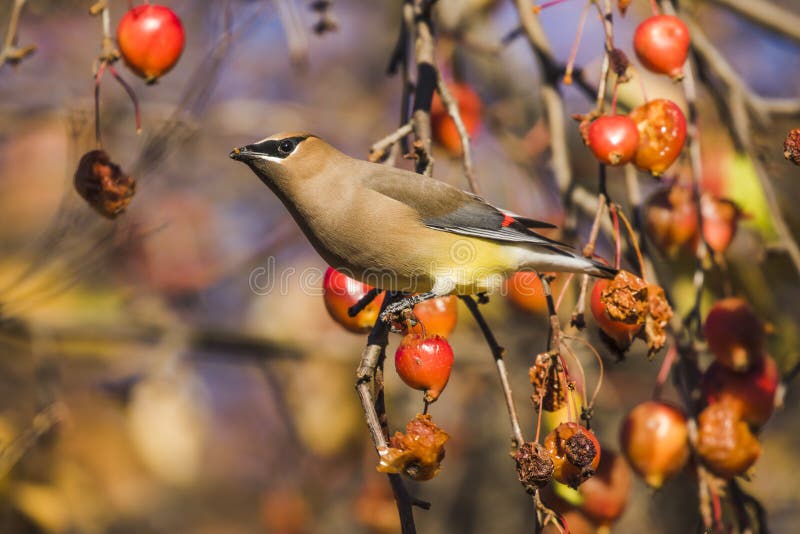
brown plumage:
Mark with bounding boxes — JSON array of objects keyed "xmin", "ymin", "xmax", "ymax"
[{"xmin": 230, "ymin": 132, "xmax": 615, "ymax": 295}]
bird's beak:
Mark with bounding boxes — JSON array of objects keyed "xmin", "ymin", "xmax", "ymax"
[{"xmin": 229, "ymin": 146, "xmax": 255, "ymax": 161}]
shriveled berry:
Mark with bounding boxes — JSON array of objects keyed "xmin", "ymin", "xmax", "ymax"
[
  {"xmin": 515, "ymin": 441, "xmax": 555, "ymax": 492},
  {"xmin": 696, "ymin": 401, "xmax": 761, "ymax": 479},
  {"xmin": 545, "ymin": 422, "xmax": 601, "ymax": 488},
  {"xmin": 73, "ymin": 149, "xmax": 136, "ymax": 219}
]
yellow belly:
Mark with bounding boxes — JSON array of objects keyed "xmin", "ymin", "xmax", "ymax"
[{"xmin": 355, "ymin": 233, "xmax": 519, "ymax": 295}]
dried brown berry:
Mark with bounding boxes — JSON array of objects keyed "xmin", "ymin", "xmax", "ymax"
[
  {"xmin": 74, "ymin": 149, "xmax": 136, "ymax": 219},
  {"xmin": 529, "ymin": 352, "xmax": 568, "ymax": 411},
  {"xmin": 784, "ymin": 128, "xmax": 800, "ymax": 165},
  {"xmin": 645, "ymin": 283, "xmax": 672, "ymax": 357},
  {"xmin": 377, "ymin": 414, "xmax": 449, "ymax": 481},
  {"xmin": 515, "ymin": 441, "xmax": 554, "ymax": 492},
  {"xmin": 696, "ymin": 401, "xmax": 761, "ymax": 480},
  {"xmin": 545, "ymin": 422, "xmax": 600, "ymax": 488},
  {"xmin": 609, "ymin": 48, "xmax": 631, "ymax": 81},
  {"xmin": 600, "ymin": 270, "xmax": 649, "ymax": 325}
]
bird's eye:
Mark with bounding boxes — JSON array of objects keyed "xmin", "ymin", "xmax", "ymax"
[{"xmin": 278, "ymin": 140, "xmax": 295, "ymax": 155}]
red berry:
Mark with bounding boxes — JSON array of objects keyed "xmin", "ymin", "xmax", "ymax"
[
  {"xmin": 544, "ymin": 422, "xmax": 601, "ymax": 489},
  {"xmin": 700, "ymin": 193, "xmax": 743, "ymax": 254},
  {"xmin": 395, "ymin": 334, "xmax": 454, "ymax": 402},
  {"xmin": 633, "ymin": 15, "xmax": 690, "ymax": 80},
  {"xmin": 702, "ymin": 355, "xmax": 779, "ymax": 428},
  {"xmin": 578, "ymin": 449, "xmax": 632, "ymax": 527},
  {"xmin": 644, "ymin": 185, "xmax": 699, "ymax": 256},
  {"xmin": 507, "ymin": 272, "xmax": 568, "ymax": 315},
  {"xmin": 630, "ymin": 99, "xmax": 687, "ymax": 176},
  {"xmin": 403, "ymin": 296, "xmax": 458, "ymax": 338},
  {"xmin": 703, "ymin": 297, "xmax": 765, "ymax": 371},
  {"xmin": 117, "ymin": 4, "xmax": 185, "ymax": 83},
  {"xmin": 322, "ymin": 267, "xmax": 385, "ymax": 334},
  {"xmin": 620, "ymin": 401, "xmax": 689, "ymax": 488},
  {"xmin": 586, "ymin": 115, "xmax": 640, "ymax": 166},
  {"xmin": 430, "ymin": 83, "xmax": 482, "ymax": 156},
  {"xmin": 590, "ymin": 279, "xmax": 642, "ymax": 349}
]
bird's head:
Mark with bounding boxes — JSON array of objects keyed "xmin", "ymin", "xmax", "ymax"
[{"xmin": 230, "ymin": 132, "xmax": 335, "ymax": 192}]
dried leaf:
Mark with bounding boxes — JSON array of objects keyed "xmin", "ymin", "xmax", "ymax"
[{"xmin": 377, "ymin": 414, "xmax": 449, "ymax": 481}]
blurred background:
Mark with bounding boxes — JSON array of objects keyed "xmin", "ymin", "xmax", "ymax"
[{"xmin": 0, "ymin": 0, "xmax": 798, "ymax": 532}]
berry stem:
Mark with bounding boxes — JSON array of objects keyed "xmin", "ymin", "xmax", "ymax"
[
  {"xmin": 532, "ymin": 0, "xmax": 572, "ymax": 13},
  {"xmin": 108, "ymin": 64, "xmax": 142, "ymax": 134},
  {"xmin": 94, "ymin": 60, "xmax": 107, "ymax": 147},
  {"xmin": 610, "ymin": 77, "xmax": 620, "ymax": 115},
  {"xmin": 652, "ymin": 344, "xmax": 677, "ymax": 400},
  {"xmin": 610, "ymin": 203, "xmax": 622, "ymax": 270},
  {"xmin": 649, "ymin": 0, "xmax": 660, "ymax": 16},
  {"xmin": 617, "ymin": 206, "xmax": 647, "ymax": 281},
  {"xmin": 554, "ymin": 273, "xmax": 574, "ymax": 313},
  {"xmin": 562, "ymin": 0, "xmax": 591, "ymax": 85}
]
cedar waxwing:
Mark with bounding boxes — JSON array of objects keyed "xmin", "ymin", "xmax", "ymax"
[{"xmin": 230, "ymin": 133, "xmax": 615, "ymax": 302}]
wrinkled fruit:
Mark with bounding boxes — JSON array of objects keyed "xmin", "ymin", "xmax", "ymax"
[
  {"xmin": 73, "ymin": 149, "xmax": 136, "ymax": 219},
  {"xmin": 696, "ymin": 401, "xmax": 761, "ymax": 479},
  {"xmin": 377, "ymin": 414, "xmax": 449, "ymax": 481},
  {"xmin": 545, "ymin": 422, "xmax": 601, "ymax": 488},
  {"xmin": 515, "ymin": 441, "xmax": 555, "ymax": 492}
]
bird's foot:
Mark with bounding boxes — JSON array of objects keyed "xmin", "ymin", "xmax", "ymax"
[{"xmin": 380, "ymin": 292, "xmax": 437, "ymax": 326}]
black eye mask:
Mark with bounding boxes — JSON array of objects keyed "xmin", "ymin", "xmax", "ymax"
[{"xmin": 246, "ymin": 135, "xmax": 310, "ymax": 159}]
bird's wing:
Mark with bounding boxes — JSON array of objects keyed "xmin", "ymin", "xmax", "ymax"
[{"xmin": 361, "ymin": 165, "xmax": 573, "ymax": 256}]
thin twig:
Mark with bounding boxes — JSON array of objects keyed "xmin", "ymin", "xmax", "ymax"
[
  {"xmin": 409, "ymin": 0, "xmax": 436, "ymax": 176},
  {"xmin": 688, "ymin": 17, "xmax": 800, "ymax": 277},
  {"xmin": 707, "ymin": 0, "xmax": 800, "ymax": 44},
  {"xmin": 0, "ymin": 403, "xmax": 63, "ymax": 479},
  {"xmin": 459, "ymin": 295, "xmax": 525, "ymax": 448},
  {"xmin": 369, "ymin": 122, "xmax": 414, "ymax": 163},
  {"xmin": 436, "ymin": 71, "xmax": 481, "ymax": 195},
  {"xmin": 0, "ymin": 0, "xmax": 35, "ymax": 68},
  {"xmin": 355, "ymin": 293, "xmax": 422, "ymax": 534}
]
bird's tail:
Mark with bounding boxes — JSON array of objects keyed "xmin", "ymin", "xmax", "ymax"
[{"xmin": 587, "ymin": 259, "xmax": 618, "ymax": 279}]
